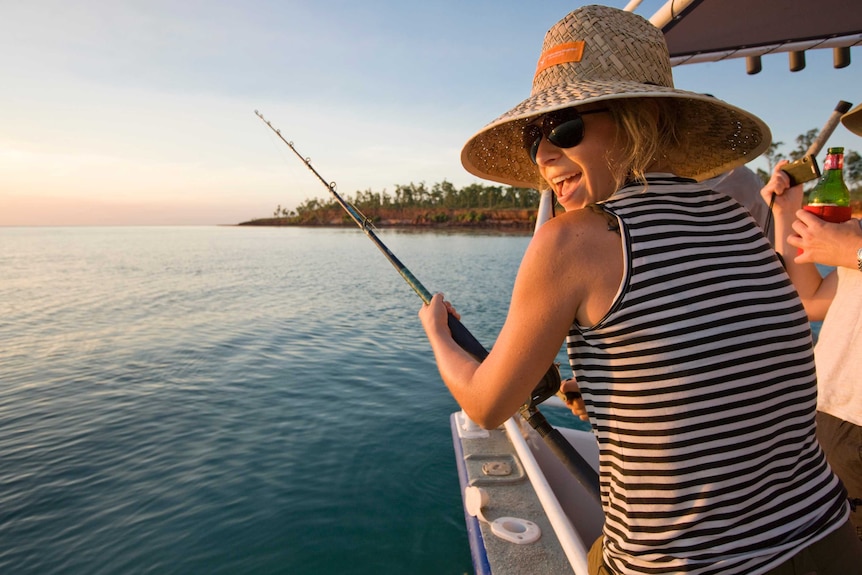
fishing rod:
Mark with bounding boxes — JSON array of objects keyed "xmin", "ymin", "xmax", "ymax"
[
  {"xmin": 254, "ymin": 109, "xmax": 487, "ymax": 360},
  {"xmin": 255, "ymin": 110, "xmax": 601, "ymax": 503}
]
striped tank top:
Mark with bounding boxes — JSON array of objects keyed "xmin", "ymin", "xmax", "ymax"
[{"xmin": 566, "ymin": 175, "xmax": 848, "ymax": 574}]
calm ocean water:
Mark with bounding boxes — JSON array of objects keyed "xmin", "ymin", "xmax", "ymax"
[{"xmin": 0, "ymin": 225, "xmax": 548, "ymax": 575}]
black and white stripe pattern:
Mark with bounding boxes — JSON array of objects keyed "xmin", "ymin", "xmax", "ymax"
[{"xmin": 567, "ymin": 175, "xmax": 847, "ymax": 574}]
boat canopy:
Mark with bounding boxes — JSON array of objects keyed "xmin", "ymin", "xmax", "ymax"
[{"xmin": 646, "ymin": 0, "xmax": 862, "ymax": 73}]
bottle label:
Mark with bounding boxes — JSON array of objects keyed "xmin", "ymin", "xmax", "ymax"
[
  {"xmin": 803, "ymin": 204, "xmax": 852, "ymax": 223},
  {"xmin": 823, "ymin": 154, "xmax": 844, "ymax": 170}
]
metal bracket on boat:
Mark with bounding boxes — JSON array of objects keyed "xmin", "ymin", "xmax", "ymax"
[
  {"xmin": 464, "ymin": 486, "xmax": 541, "ymax": 545},
  {"xmin": 465, "ymin": 454, "xmax": 525, "ymax": 485}
]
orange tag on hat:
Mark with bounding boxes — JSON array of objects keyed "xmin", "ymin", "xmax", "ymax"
[{"xmin": 535, "ymin": 41, "xmax": 585, "ymax": 77}]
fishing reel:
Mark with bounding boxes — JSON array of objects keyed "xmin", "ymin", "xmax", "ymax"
[{"xmin": 522, "ymin": 362, "xmax": 562, "ymax": 410}]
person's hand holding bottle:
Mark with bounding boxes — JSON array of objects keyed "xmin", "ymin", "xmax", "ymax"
[{"xmin": 789, "ymin": 210, "xmax": 862, "ymax": 269}]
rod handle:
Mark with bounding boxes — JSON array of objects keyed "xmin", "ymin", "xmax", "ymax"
[
  {"xmin": 447, "ymin": 315, "xmax": 490, "ymax": 361},
  {"xmin": 806, "ymin": 100, "xmax": 854, "ymax": 158}
]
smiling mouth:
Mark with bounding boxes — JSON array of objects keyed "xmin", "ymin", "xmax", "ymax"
[{"xmin": 552, "ymin": 174, "xmax": 580, "ymax": 195}]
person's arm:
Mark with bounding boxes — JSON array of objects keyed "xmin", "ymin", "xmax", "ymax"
[
  {"xmin": 418, "ymin": 209, "xmax": 615, "ymax": 429},
  {"xmin": 761, "ymin": 162, "xmax": 835, "ymax": 321},
  {"xmin": 786, "ymin": 210, "xmax": 862, "ymax": 320}
]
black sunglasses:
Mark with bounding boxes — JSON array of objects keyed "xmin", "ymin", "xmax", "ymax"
[{"xmin": 523, "ymin": 108, "xmax": 608, "ymax": 164}]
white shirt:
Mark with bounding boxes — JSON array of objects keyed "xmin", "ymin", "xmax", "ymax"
[{"xmin": 816, "ymin": 265, "xmax": 862, "ymax": 426}]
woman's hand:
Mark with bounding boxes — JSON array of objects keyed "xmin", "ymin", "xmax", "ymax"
[
  {"xmin": 760, "ymin": 160, "xmax": 804, "ymax": 215},
  {"xmin": 789, "ymin": 212, "xmax": 862, "ymax": 269},
  {"xmin": 418, "ymin": 293, "xmax": 459, "ymax": 340},
  {"xmin": 560, "ymin": 378, "xmax": 589, "ymax": 422}
]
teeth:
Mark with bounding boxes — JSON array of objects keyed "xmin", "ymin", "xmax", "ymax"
[{"xmin": 552, "ymin": 174, "xmax": 578, "ymax": 185}]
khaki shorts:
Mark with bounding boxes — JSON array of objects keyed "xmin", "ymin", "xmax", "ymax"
[
  {"xmin": 587, "ymin": 520, "xmax": 862, "ymax": 575},
  {"xmin": 586, "ymin": 535, "xmax": 610, "ymax": 575}
]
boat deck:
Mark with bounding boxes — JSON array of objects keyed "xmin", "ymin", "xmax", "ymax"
[{"xmin": 451, "ymin": 411, "xmax": 604, "ymax": 575}]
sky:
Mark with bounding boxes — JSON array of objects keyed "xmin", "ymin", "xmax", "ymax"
[{"xmin": 2, "ymin": 0, "xmax": 860, "ymax": 226}]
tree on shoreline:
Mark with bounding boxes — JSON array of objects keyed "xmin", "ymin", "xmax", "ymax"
[{"xmin": 290, "ymin": 180, "xmax": 542, "ymax": 217}]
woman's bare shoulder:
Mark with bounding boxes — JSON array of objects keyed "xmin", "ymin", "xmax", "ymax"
[
  {"xmin": 522, "ymin": 207, "xmax": 623, "ymax": 325},
  {"xmin": 529, "ymin": 207, "xmax": 619, "ymax": 259}
]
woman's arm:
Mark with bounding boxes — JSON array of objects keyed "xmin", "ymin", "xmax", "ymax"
[
  {"xmin": 761, "ymin": 162, "xmax": 836, "ymax": 320},
  {"xmin": 419, "ymin": 209, "xmax": 620, "ymax": 428}
]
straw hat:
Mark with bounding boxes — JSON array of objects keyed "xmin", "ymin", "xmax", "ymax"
[
  {"xmin": 461, "ymin": 5, "xmax": 771, "ymax": 189},
  {"xmin": 842, "ymin": 103, "xmax": 862, "ymax": 136}
]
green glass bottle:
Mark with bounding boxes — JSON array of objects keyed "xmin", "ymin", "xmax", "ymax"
[{"xmin": 804, "ymin": 147, "xmax": 851, "ymax": 223}]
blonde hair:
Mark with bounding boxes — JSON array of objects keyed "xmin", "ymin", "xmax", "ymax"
[{"xmin": 605, "ymin": 98, "xmax": 691, "ymax": 188}]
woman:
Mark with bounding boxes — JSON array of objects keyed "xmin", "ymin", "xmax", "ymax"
[{"xmin": 419, "ymin": 5, "xmax": 860, "ymax": 574}]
